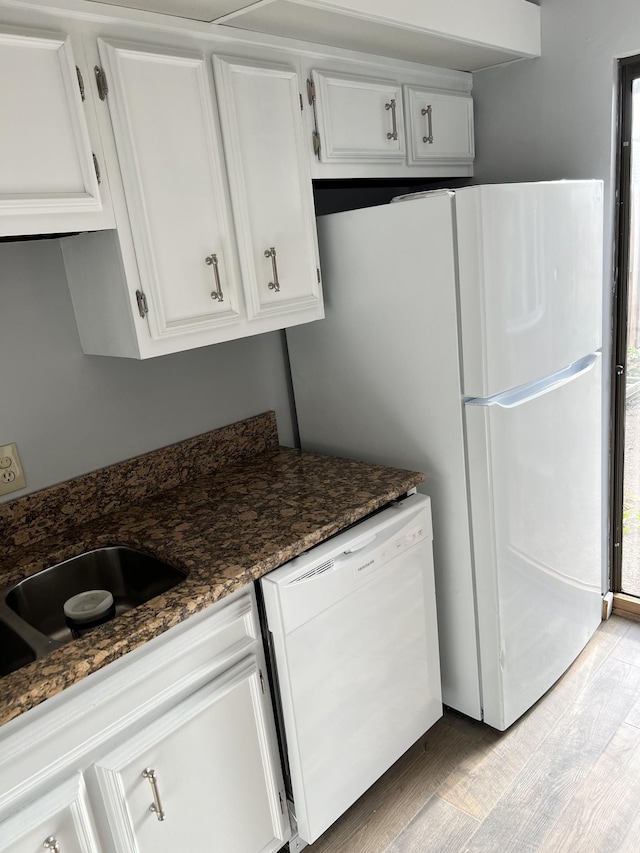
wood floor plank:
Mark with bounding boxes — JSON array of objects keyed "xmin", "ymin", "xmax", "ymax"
[
  {"xmin": 439, "ymin": 707, "xmax": 496, "ymax": 743},
  {"xmin": 459, "ymin": 657, "xmax": 640, "ymax": 853},
  {"xmin": 624, "ymin": 677, "xmax": 640, "ymax": 728},
  {"xmin": 305, "ymin": 718, "xmax": 485, "ymax": 853},
  {"xmin": 438, "ymin": 620, "xmax": 624, "ymax": 821},
  {"xmin": 536, "ymin": 721, "xmax": 640, "ymax": 852},
  {"xmin": 387, "ymin": 795, "xmax": 480, "ymax": 853},
  {"xmin": 609, "ymin": 617, "xmax": 640, "ymax": 666},
  {"xmin": 301, "ymin": 617, "xmax": 640, "ymax": 853},
  {"xmin": 619, "ymin": 778, "xmax": 640, "ymax": 851},
  {"xmin": 597, "ymin": 613, "xmax": 631, "ymax": 637}
]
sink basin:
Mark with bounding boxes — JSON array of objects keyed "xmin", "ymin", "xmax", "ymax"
[
  {"xmin": 0, "ymin": 619, "xmax": 37, "ymax": 678},
  {"xmin": 2, "ymin": 547, "xmax": 186, "ymax": 644}
]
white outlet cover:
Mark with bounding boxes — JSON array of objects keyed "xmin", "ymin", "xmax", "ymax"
[{"xmin": 0, "ymin": 442, "xmax": 26, "ymax": 496}]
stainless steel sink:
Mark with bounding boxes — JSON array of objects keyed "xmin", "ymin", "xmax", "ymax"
[
  {"xmin": 0, "ymin": 547, "xmax": 186, "ymax": 676},
  {"xmin": 0, "ymin": 619, "xmax": 37, "ymax": 678}
]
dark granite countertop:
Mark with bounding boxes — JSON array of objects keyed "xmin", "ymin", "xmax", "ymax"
[{"xmin": 0, "ymin": 414, "xmax": 423, "ymax": 726}]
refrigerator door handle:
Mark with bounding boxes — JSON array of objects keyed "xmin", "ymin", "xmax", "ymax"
[{"xmin": 465, "ymin": 352, "xmax": 599, "ymax": 409}]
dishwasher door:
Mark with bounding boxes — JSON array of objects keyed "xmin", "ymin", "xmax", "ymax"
[{"xmin": 260, "ymin": 493, "xmax": 442, "ymax": 845}]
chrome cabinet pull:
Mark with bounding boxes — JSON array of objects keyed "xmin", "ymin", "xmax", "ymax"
[
  {"xmin": 265, "ymin": 247, "xmax": 280, "ymax": 292},
  {"xmin": 142, "ymin": 767, "xmax": 166, "ymax": 821},
  {"xmin": 205, "ymin": 253, "xmax": 224, "ymax": 302},
  {"xmin": 421, "ymin": 105, "xmax": 433, "ymax": 144},
  {"xmin": 43, "ymin": 839, "xmax": 60, "ymax": 852},
  {"xmin": 385, "ymin": 99, "xmax": 398, "ymax": 141}
]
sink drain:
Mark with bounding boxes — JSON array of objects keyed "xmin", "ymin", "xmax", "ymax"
[{"xmin": 64, "ymin": 589, "xmax": 115, "ymax": 638}]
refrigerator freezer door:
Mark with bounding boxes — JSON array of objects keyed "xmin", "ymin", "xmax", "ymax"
[
  {"xmin": 465, "ymin": 353, "xmax": 602, "ymax": 730},
  {"xmin": 287, "ymin": 194, "xmax": 482, "ymax": 720},
  {"xmin": 455, "ymin": 180, "xmax": 603, "ymax": 398}
]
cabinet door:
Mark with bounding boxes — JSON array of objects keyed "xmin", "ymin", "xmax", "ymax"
[
  {"xmin": 311, "ymin": 70, "xmax": 405, "ymax": 164},
  {"xmin": 404, "ymin": 86, "xmax": 474, "ymax": 164},
  {"xmin": 214, "ymin": 56, "xmax": 322, "ymax": 324},
  {"xmin": 0, "ymin": 775, "xmax": 101, "ymax": 852},
  {"xmin": 97, "ymin": 38, "xmax": 242, "ymax": 341},
  {"xmin": 0, "ymin": 26, "xmax": 108, "ymax": 235},
  {"xmin": 93, "ymin": 657, "xmax": 288, "ymax": 853}
]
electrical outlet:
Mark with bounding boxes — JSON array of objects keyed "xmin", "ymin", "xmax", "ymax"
[{"xmin": 0, "ymin": 443, "xmax": 26, "ymax": 496}]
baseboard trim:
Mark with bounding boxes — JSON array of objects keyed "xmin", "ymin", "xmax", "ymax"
[{"xmin": 612, "ymin": 592, "xmax": 640, "ymax": 621}]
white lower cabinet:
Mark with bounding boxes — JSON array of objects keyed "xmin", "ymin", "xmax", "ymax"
[
  {"xmin": 0, "ymin": 775, "xmax": 101, "ymax": 853},
  {"xmin": 93, "ymin": 658, "xmax": 287, "ymax": 853},
  {"xmin": 0, "ymin": 588, "xmax": 289, "ymax": 853}
]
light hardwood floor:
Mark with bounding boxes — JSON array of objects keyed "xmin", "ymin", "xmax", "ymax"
[{"xmin": 304, "ymin": 615, "xmax": 640, "ymax": 853}]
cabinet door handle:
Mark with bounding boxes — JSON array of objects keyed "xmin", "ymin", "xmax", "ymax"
[
  {"xmin": 385, "ymin": 99, "xmax": 398, "ymax": 141},
  {"xmin": 205, "ymin": 253, "xmax": 224, "ymax": 302},
  {"xmin": 265, "ymin": 247, "xmax": 280, "ymax": 292},
  {"xmin": 43, "ymin": 839, "xmax": 61, "ymax": 852},
  {"xmin": 421, "ymin": 105, "xmax": 433, "ymax": 144},
  {"xmin": 142, "ymin": 767, "xmax": 166, "ymax": 821}
]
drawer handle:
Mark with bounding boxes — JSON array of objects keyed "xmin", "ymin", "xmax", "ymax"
[
  {"xmin": 143, "ymin": 767, "xmax": 166, "ymax": 821},
  {"xmin": 205, "ymin": 253, "xmax": 224, "ymax": 302},
  {"xmin": 43, "ymin": 839, "xmax": 60, "ymax": 852},
  {"xmin": 421, "ymin": 105, "xmax": 433, "ymax": 144},
  {"xmin": 385, "ymin": 99, "xmax": 398, "ymax": 141},
  {"xmin": 265, "ymin": 247, "xmax": 280, "ymax": 292}
]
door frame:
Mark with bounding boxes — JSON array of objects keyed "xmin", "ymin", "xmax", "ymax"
[{"xmin": 611, "ymin": 55, "xmax": 640, "ymax": 600}]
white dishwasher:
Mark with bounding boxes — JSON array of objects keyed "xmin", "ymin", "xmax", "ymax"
[{"xmin": 260, "ymin": 492, "xmax": 442, "ymax": 846}]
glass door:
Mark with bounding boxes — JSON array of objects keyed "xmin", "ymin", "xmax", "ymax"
[{"xmin": 612, "ymin": 58, "xmax": 640, "ymax": 596}]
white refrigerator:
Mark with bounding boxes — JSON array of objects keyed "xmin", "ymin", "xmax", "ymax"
[{"xmin": 286, "ymin": 181, "xmax": 604, "ymax": 731}]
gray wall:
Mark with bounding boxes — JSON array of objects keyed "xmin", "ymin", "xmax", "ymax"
[
  {"xmin": 473, "ymin": 0, "xmax": 640, "ymax": 284},
  {"xmin": 472, "ymin": 0, "xmax": 640, "ymax": 581},
  {"xmin": 0, "ymin": 239, "xmax": 296, "ymax": 500}
]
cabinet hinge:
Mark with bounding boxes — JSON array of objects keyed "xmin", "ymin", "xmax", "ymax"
[
  {"xmin": 94, "ymin": 65, "xmax": 109, "ymax": 101},
  {"xmin": 76, "ymin": 65, "xmax": 85, "ymax": 101},
  {"xmin": 317, "ymin": 267, "xmax": 321, "ymax": 284},
  {"xmin": 306, "ymin": 77, "xmax": 316, "ymax": 105},
  {"xmin": 299, "ymin": 92, "xmax": 304, "ymax": 111},
  {"xmin": 135, "ymin": 289, "xmax": 149, "ymax": 318},
  {"xmin": 92, "ymin": 153, "xmax": 101, "ymax": 185},
  {"xmin": 278, "ymin": 791, "xmax": 285, "ymax": 814},
  {"xmin": 259, "ymin": 669, "xmax": 266, "ymax": 694},
  {"xmin": 307, "ymin": 77, "xmax": 321, "ymax": 160}
]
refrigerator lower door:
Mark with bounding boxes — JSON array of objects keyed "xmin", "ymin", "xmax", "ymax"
[
  {"xmin": 464, "ymin": 354, "xmax": 602, "ymax": 730},
  {"xmin": 261, "ymin": 495, "xmax": 442, "ymax": 844}
]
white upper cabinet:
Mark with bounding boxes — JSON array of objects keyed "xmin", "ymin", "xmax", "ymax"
[
  {"xmin": 0, "ymin": 24, "xmax": 113, "ymax": 236},
  {"xmin": 302, "ymin": 62, "xmax": 474, "ymax": 178},
  {"xmin": 62, "ymin": 38, "xmax": 323, "ymax": 358},
  {"xmin": 96, "ymin": 38, "xmax": 242, "ymax": 340},
  {"xmin": 213, "ymin": 56, "xmax": 322, "ymax": 322},
  {"xmin": 310, "ymin": 70, "xmax": 405, "ymax": 164},
  {"xmin": 404, "ymin": 86, "xmax": 474, "ymax": 165}
]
